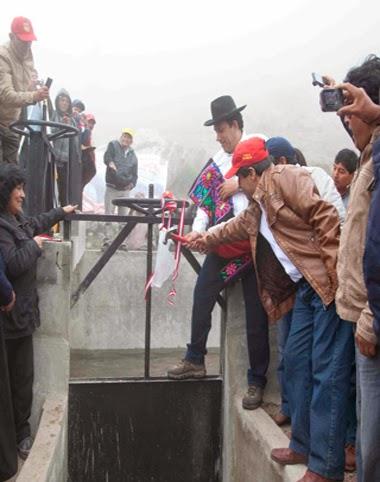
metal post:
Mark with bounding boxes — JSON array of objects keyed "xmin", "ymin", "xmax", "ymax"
[{"xmin": 144, "ymin": 184, "xmax": 154, "ymax": 378}]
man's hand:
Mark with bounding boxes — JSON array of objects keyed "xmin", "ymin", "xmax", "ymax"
[
  {"xmin": 1, "ymin": 291, "xmax": 16, "ymax": 312},
  {"xmin": 109, "ymin": 161, "xmax": 117, "ymax": 171},
  {"xmin": 337, "ymin": 82, "xmax": 380, "ymax": 124},
  {"xmin": 184, "ymin": 231, "xmax": 203, "ymax": 247},
  {"xmin": 321, "ymin": 75, "xmax": 337, "ymax": 87},
  {"xmin": 355, "ymin": 332, "xmax": 377, "ymax": 358},
  {"xmin": 218, "ymin": 179, "xmax": 239, "ymax": 201},
  {"xmin": 62, "ymin": 204, "xmax": 79, "ymax": 214},
  {"xmin": 32, "ymin": 86, "xmax": 49, "ymax": 103},
  {"xmin": 192, "ymin": 236, "xmax": 208, "ymax": 254}
]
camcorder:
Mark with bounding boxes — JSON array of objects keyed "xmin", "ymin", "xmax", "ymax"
[{"xmin": 312, "ymin": 72, "xmax": 344, "ymax": 112}]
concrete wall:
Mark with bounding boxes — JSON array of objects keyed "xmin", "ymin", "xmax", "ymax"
[
  {"xmin": 70, "ymin": 250, "xmax": 221, "ymax": 350},
  {"xmin": 17, "ymin": 241, "xmax": 72, "ymax": 482},
  {"xmin": 17, "ymin": 239, "xmax": 306, "ymax": 482}
]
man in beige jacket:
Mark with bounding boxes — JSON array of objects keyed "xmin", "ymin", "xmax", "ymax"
[
  {"xmin": 335, "ymin": 55, "xmax": 380, "ymax": 482},
  {"xmin": 0, "ymin": 17, "xmax": 49, "ymax": 164}
]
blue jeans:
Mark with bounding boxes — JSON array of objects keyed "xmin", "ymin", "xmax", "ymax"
[
  {"xmin": 276, "ymin": 310, "xmax": 292, "ymax": 417},
  {"xmin": 185, "ymin": 253, "xmax": 269, "ymax": 388},
  {"xmin": 356, "ymin": 347, "xmax": 380, "ymax": 482},
  {"xmin": 284, "ymin": 280, "xmax": 354, "ymax": 480}
]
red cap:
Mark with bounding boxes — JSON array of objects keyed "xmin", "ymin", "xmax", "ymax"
[
  {"xmin": 225, "ymin": 137, "xmax": 269, "ymax": 179},
  {"xmin": 11, "ymin": 17, "xmax": 37, "ymax": 42}
]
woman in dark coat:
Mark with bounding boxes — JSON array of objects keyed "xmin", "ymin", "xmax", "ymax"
[
  {"xmin": 0, "ymin": 253, "xmax": 17, "ymax": 482},
  {"xmin": 0, "ymin": 164, "xmax": 76, "ymax": 461}
]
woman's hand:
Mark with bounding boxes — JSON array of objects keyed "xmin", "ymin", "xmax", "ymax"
[
  {"xmin": 62, "ymin": 204, "xmax": 78, "ymax": 214},
  {"xmin": 33, "ymin": 236, "xmax": 45, "ymax": 248}
]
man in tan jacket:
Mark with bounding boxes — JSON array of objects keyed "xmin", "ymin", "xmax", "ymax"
[
  {"xmin": 0, "ymin": 17, "xmax": 49, "ymax": 164},
  {"xmin": 334, "ymin": 55, "xmax": 380, "ymax": 482},
  {"xmin": 191, "ymin": 137, "xmax": 354, "ymax": 482}
]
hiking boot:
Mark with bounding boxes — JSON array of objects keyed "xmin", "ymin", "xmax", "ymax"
[
  {"xmin": 242, "ymin": 385, "xmax": 263, "ymax": 410},
  {"xmin": 17, "ymin": 436, "xmax": 33, "ymax": 460},
  {"xmin": 167, "ymin": 359, "xmax": 206, "ymax": 380}
]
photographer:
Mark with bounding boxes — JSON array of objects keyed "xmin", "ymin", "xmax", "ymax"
[
  {"xmin": 333, "ymin": 55, "xmax": 380, "ymax": 482},
  {"xmin": 0, "ymin": 163, "xmax": 76, "ymax": 460},
  {"xmin": 0, "ymin": 17, "xmax": 49, "ymax": 164}
]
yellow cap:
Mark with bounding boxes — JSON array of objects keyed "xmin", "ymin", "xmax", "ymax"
[{"xmin": 122, "ymin": 128, "xmax": 134, "ymax": 138}]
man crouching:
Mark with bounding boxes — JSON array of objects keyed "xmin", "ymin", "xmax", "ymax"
[{"xmin": 190, "ymin": 137, "xmax": 354, "ymax": 482}]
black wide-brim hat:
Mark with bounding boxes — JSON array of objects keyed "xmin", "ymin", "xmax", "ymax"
[{"xmin": 204, "ymin": 95, "xmax": 246, "ymax": 126}]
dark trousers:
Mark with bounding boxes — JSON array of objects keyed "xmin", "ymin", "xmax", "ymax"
[
  {"xmin": 0, "ymin": 325, "xmax": 17, "ymax": 481},
  {"xmin": 185, "ymin": 253, "xmax": 269, "ymax": 388},
  {"xmin": 5, "ymin": 335, "xmax": 34, "ymax": 444},
  {"xmin": 0, "ymin": 125, "xmax": 19, "ymax": 164},
  {"xmin": 285, "ymin": 280, "xmax": 354, "ymax": 479}
]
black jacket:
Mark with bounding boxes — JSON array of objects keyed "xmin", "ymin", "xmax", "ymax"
[
  {"xmin": 104, "ymin": 140, "xmax": 138, "ymax": 191},
  {"xmin": 0, "ymin": 207, "xmax": 65, "ymax": 339}
]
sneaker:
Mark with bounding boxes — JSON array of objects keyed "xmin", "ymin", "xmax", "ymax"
[
  {"xmin": 167, "ymin": 359, "xmax": 206, "ymax": 380},
  {"xmin": 242, "ymin": 385, "xmax": 263, "ymax": 410},
  {"xmin": 17, "ymin": 435, "xmax": 33, "ymax": 460}
]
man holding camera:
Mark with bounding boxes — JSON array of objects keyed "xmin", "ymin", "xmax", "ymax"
[
  {"xmin": 333, "ymin": 55, "xmax": 380, "ymax": 482},
  {"xmin": 0, "ymin": 17, "xmax": 49, "ymax": 164}
]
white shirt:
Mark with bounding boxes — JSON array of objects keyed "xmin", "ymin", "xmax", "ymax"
[
  {"xmin": 303, "ymin": 166, "xmax": 346, "ymax": 225},
  {"xmin": 192, "ymin": 132, "xmax": 268, "ymax": 232},
  {"xmin": 259, "ymin": 204, "xmax": 303, "ymax": 283}
]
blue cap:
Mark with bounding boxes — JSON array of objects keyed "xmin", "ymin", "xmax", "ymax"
[{"xmin": 266, "ymin": 136, "xmax": 296, "ymax": 160}]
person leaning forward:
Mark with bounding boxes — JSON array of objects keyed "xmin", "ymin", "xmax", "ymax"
[
  {"xmin": 0, "ymin": 17, "xmax": 49, "ymax": 164},
  {"xmin": 190, "ymin": 137, "xmax": 354, "ymax": 482}
]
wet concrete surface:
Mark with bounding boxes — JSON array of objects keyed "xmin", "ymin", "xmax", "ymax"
[{"xmin": 70, "ymin": 348, "xmax": 220, "ymax": 379}]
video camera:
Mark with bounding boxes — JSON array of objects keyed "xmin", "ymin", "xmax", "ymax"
[{"xmin": 312, "ymin": 72, "xmax": 344, "ymax": 112}]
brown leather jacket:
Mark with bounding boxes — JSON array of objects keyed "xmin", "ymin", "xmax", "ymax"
[
  {"xmin": 336, "ymin": 127, "xmax": 380, "ymax": 344},
  {"xmin": 0, "ymin": 41, "xmax": 35, "ymax": 128},
  {"xmin": 205, "ymin": 165, "xmax": 341, "ymax": 322}
]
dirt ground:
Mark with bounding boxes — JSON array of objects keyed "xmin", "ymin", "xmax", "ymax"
[{"xmin": 263, "ymin": 402, "xmax": 357, "ymax": 482}]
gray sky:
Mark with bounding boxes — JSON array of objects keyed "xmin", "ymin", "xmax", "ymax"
[{"xmin": 1, "ymin": 0, "xmax": 380, "ymax": 168}]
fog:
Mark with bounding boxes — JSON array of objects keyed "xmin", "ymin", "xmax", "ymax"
[{"xmin": 1, "ymin": 0, "xmax": 380, "ymax": 194}]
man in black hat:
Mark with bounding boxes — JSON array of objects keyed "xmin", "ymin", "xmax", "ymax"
[{"xmin": 167, "ymin": 95, "xmax": 269, "ymax": 410}]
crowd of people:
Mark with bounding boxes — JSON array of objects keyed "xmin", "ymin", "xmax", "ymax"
[
  {"xmin": 0, "ymin": 13, "xmax": 380, "ymax": 482},
  {"xmin": 0, "ymin": 16, "xmax": 97, "ymax": 208},
  {"xmin": 164, "ymin": 55, "xmax": 380, "ymax": 482}
]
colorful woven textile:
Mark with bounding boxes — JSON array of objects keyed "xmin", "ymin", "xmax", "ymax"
[
  {"xmin": 189, "ymin": 159, "xmax": 252, "ymax": 284},
  {"xmin": 188, "ymin": 159, "xmax": 233, "ymax": 226}
]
